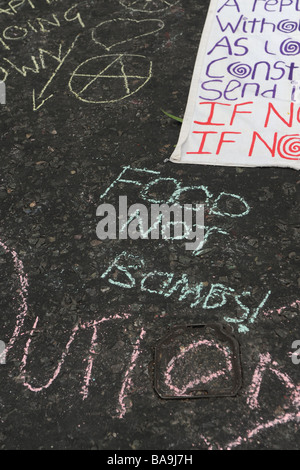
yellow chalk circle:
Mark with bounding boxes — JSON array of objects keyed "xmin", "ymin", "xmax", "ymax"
[
  {"xmin": 119, "ymin": 0, "xmax": 179, "ymax": 13},
  {"xmin": 69, "ymin": 54, "xmax": 152, "ymax": 104}
]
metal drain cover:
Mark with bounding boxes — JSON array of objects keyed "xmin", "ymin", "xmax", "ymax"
[{"xmin": 153, "ymin": 323, "xmax": 242, "ymax": 399}]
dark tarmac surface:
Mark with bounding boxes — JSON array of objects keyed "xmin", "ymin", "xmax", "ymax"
[{"xmin": 0, "ymin": 0, "xmax": 299, "ymax": 450}]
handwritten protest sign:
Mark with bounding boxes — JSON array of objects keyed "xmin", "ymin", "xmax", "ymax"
[{"xmin": 170, "ymin": 0, "xmax": 300, "ymax": 170}]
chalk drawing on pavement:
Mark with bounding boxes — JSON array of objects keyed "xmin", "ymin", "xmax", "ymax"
[
  {"xmin": 69, "ymin": 54, "xmax": 153, "ymax": 104},
  {"xmin": 92, "ymin": 18, "xmax": 165, "ymax": 52},
  {"xmin": 119, "ymin": 0, "xmax": 180, "ymax": 14}
]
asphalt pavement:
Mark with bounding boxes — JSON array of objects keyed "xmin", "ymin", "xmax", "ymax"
[{"xmin": 0, "ymin": 0, "xmax": 299, "ymax": 450}]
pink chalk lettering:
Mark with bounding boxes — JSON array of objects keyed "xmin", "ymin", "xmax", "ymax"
[
  {"xmin": 117, "ymin": 327, "xmax": 146, "ymax": 419},
  {"xmin": 164, "ymin": 339, "xmax": 233, "ymax": 396}
]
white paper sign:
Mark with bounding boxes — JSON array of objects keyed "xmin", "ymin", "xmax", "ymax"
[{"xmin": 170, "ymin": 0, "xmax": 300, "ymax": 170}]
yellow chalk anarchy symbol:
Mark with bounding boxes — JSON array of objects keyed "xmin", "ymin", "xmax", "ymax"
[{"xmin": 69, "ymin": 54, "xmax": 152, "ymax": 104}]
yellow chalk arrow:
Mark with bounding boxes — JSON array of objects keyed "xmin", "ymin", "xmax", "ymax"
[{"xmin": 32, "ymin": 34, "xmax": 80, "ymax": 111}]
